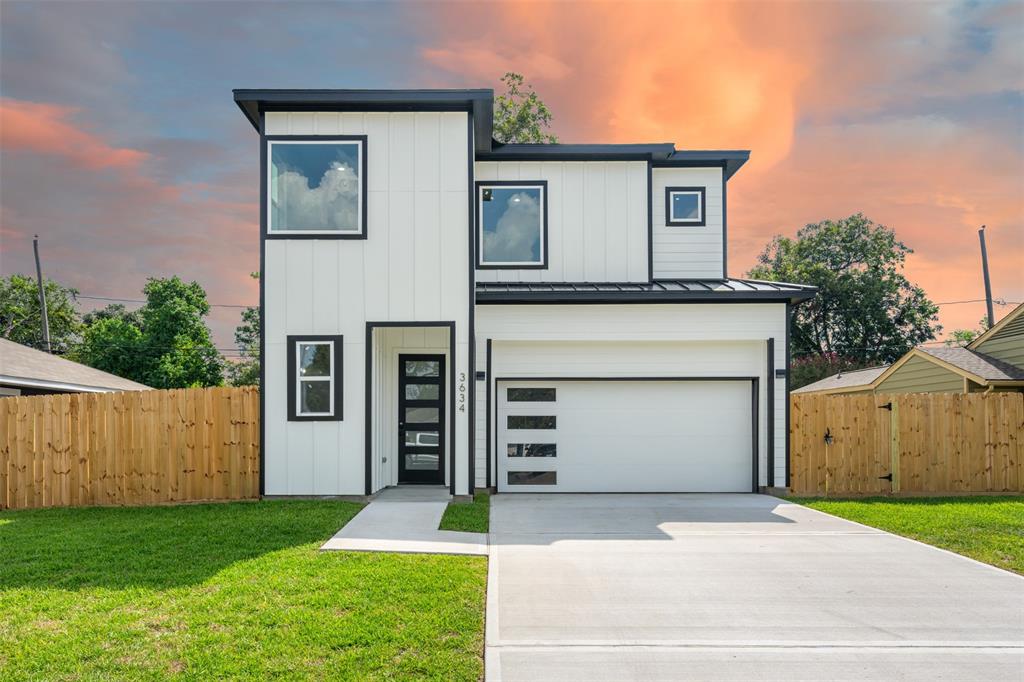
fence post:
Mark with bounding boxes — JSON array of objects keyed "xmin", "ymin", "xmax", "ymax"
[{"xmin": 890, "ymin": 399, "xmax": 900, "ymax": 494}]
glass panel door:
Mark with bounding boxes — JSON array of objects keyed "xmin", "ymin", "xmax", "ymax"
[{"xmin": 398, "ymin": 354, "xmax": 445, "ymax": 484}]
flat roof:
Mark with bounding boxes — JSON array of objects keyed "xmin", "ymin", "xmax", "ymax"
[{"xmin": 233, "ymin": 88, "xmax": 750, "ymax": 176}]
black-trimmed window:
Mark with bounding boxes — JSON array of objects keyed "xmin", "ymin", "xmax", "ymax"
[
  {"xmin": 665, "ymin": 186, "xmax": 706, "ymax": 226},
  {"xmin": 507, "ymin": 471, "xmax": 557, "ymax": 485},
  {"xmin": 287, "ymin": 335, "xmax": 343, "ymax": 421},
  {"xmin": 507, "ymin": 387, "xmax": 556, "ymax": 402},
  {"xmin": 476, "ymin": 181, "xmax": 548, "ymax": 268},
  {"xmin": 507, "ymin": 415, "xmax": 556, "ymax": 429},
  {"xmin": 267, "ymin": 136, "xmax": 368, "ymax": 239},
  {"xmin": 507, "ymin": 444, "xmax": 557, "ymax": 458}
]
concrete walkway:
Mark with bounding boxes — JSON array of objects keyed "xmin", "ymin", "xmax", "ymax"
[
  {"xmin": 320, "ymin": 486, "xmax": 487, "ymax": 555},
  {"xmin": 486, "ymin": 494, "xmax": 1024, "ymax": 681}
]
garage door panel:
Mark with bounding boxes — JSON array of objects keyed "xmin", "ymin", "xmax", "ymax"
[{"xmin": 498, "ymin": 380, "xmax": 752, "ymax": 493}]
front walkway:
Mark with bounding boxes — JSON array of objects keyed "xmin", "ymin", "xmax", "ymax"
[
  {"xmin": 486, "ymin": 493, "xmax": 1024, "ymax": 681},
  {"xmin": 320, "ymin": 486, "xmax": 487, "ymax": 555}
]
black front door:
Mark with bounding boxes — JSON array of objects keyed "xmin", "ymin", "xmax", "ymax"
[{"xmin": 398, "ymin": 354, "xmax": 445, "ymax": 484}]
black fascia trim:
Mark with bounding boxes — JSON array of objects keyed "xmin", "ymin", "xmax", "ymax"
[
  {"xmin": 364, "ymin": 321, "xmax": 457, "ymax": 496},
  {"xmin": 485, "ymin": 339, "xmax": 492, "ymax": 489},
  {"xmin": 784, "ymin": 302, "xmax": 792, "ymax": 488},
  {"xmin": 646, "ymin": 160, "xmax": 654, "ymax": 283},
  {"xmin": 476, "ymin": 292, "xmax": 815, "ymax": 305},
  {"xmin": 264, "ymin": 135, "xmax": 368, "ymax": 240},
  {"xmin": 466, "ymin": 113, "xmax": 476, "ymax": 496},
  {"xmin": 722, "ymin": 172, "xmax": 728, "ymax": 278},
  {"xmin": 766, "ymin": 337, "xmax": 775, "ymax": 487},
  {"xmin": 258, "ymin": 111, "xmax": 266, "ymax": 497},
  {"xmin": 495, "ymin": 376, "xmax": 760, "ymax": 493},
  {"xmin": 235, "ymin": 89, "xmax": 494, "ymax": 153},
  {"xmin": 475, "ymin": 180, "xmax": 549, "ymax": 270},
  {"xmin": 287, "ymin": 335, "xmax": 344, "ymax": 422},
  {"xmin": 665, "ymin": 186, "xmax": 707, "ymax": 227},
  {"xmin": 477, "ymin": 142, "xmax": 675, "ymax": 162}
]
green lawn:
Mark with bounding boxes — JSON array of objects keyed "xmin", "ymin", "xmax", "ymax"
[
  {"xmin": 790, "ymin": 496, "xmax": 1024, "ymax": 574},
  {"xmin": 439, "ymin": 492, "xmax": 490, "ymax": 534},
  {"xmin": 0, "ymin": 500, "xmax": 487, "ymax": 680}
]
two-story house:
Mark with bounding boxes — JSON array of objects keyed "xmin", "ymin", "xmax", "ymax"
[{"xmin": 233, "ymin": 88, "xmax": 815, "ymax": 497}]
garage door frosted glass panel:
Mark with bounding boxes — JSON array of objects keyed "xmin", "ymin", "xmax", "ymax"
[{"xmin": 498, "ymin": 381, "xmax": 751, "ymax": 493}]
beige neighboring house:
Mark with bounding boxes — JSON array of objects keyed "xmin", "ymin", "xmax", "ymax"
[
  {"xmin": 0, "ymin": 338, "xmax": 150, "ymax": 396},
  {"xmin": 794, "ymin": 303, "xmax": 1024, "ymax": 395}
]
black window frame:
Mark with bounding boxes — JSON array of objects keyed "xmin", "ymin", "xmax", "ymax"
[
  {"xmin": 665, "ymin": 186, "xmax": 706, "ymax": 227},
  {"xmin": 475, "ymin": 180, "xmax": 549, "ymax": 269},
  {"xmin": 287, "ymin": 334, "xmax": 344, "ymax": 421},
  {"xmin": 265, "ymin": 135, "xmax": 368, "ymax": 240}
]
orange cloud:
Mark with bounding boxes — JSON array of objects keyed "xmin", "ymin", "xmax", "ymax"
[
  {"xmin": 418, "ymin": 1, "xmax": 1023, "ymax": 336},
  {"xmin": 0, "ymin": 97, "xmax": 149, "ymax": 170}
]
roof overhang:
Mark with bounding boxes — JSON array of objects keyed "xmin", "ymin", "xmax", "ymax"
[
  {"xmin": 872, "ymin": 348, "xmax": 986, "ymax": 388},
  {"xmin": 968, "ymin": 302, "xmax": 1024, "ymax": 350},
  {"xmin": 653, "ymin": 150, "xmax": 751, "ymax": 180},
  {"xmin": 233, "ymin": 88, "xmax": 495, "ymax": 153},
  {"xmin": 480, "ymin": 145, "xmax": 750, "ymax": 179},
  {"xmin": 0, "ymin": 374, "xmax": 148, "ymax": 394},
  {"xmin": 476, "ymin": 279, "xmax": 816, "ymax": 305}
]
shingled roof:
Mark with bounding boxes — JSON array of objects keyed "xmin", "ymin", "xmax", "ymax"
[
  {"xmin": 918, "ymin": 346, "xmax": 1024, "ymax": 381},
  {"xmin": 0, "ymin": 338, "xmax": 150, "ymax": 393}
]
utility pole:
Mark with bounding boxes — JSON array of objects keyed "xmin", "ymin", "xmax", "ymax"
[
  {"xmin": 978, "ymin": 226, "xmax": 995, "ymax": 329},
  {"xmin": 33, "ymin": 235, "xmax": 51, "ymax": 353}
]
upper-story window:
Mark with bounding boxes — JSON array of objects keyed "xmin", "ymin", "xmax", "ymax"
[
  {"xmin": 477, "ymin": 181, "xmax": 548, "ymax": 268},
  {"xmin": 665, "ymin": 187, "xmax": 706, "ymax": 227},
  {"xmin": 267, "ymin": 136, "xmax": 367, "ymax": 239}
]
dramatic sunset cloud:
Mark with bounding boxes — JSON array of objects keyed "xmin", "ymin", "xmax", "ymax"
[
  {"xmin": 418, "ymin": 0, "xmax": 1024, "ymax": 333},
  {"xmin": 0, "ymin": 0, "xmax": 1020, "ymax": 347}
]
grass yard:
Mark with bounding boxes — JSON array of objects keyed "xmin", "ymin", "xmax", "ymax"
[
  {"xmin": 439, "ymin": 492, "xmax": 490, "ymax": 533},
  {"xmin": 790, "ymin": 496, "xmax": 1024, "ymax": 575},
  {"xmin": 0, "ymin": 500, "xmax": 487, "ymax": 680}
]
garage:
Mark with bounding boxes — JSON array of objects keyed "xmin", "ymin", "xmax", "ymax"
[{"xmin": 496, "ymin": 379, "xmax": 756, "ymax": 493}]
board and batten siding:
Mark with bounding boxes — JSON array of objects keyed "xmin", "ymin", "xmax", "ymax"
[
  {"xmin": 652, "ymin": 167, "xmax": 724, "ymax": 279},
  {"xmin": 263, "ymin": 111, "xmax": 471, "ymax": 496},
  {"xmin": 874, "ymin": 355, "xmax": 965, "ymax": 394},
  {"xmin": 474, "ymin": 303, "xmax": 787, "ymax": 488},
  {"xmin": 474, "ymin": 161, "xmax": 648, "ymax": 283}
]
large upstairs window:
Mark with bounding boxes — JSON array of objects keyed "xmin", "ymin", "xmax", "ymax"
[
  {"xmin": 267, "ymin": 137, "xmax": 367, "ymax": 238},
  {"xmin": 477, "ymin": 181, "xmax": 548, "ymax": 268}
]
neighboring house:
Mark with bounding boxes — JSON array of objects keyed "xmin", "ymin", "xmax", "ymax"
[
  {"xmin": 233, "ymin": 88, "xmax": 816, "ymax": 497},
  {"xmin": 0, "ymin": 338, "xmax": 150, "ymax": 396},
  {"xmin": 795, "ymin": 303, "xmax": 1024, "ymax": 396}
]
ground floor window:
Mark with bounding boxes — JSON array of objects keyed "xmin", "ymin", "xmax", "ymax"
[{"xmin": 287, "ymin": 335, "xmax": 344, "ymax": 421}]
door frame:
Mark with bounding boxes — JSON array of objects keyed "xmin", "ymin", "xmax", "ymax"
[
  {"xmin": 494, "ymin": 376, "xmax": 759, "ymax": 493},
  {"xmin": 398, "ymin": 353, "xmax": 446, "ymax": 485}
]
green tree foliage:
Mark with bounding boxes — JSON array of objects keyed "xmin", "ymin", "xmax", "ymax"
[
  {"xmin": 493, "ymin": 72, "xmax": 558, "ymax": 144},
  {"xmin": 945, "ymin": 318, "xmax": 990, "ymax": 347},
  {"xmin": 227, "ymin": 273, "xmax": 260, "ymax": 387},
  {"xmin": 748, "ymin": 214, "xmax": 940, "ymax": 365},
  {"xmin": 73, "ymin": 277, "xmax": 223, "ymax": 388},
  {"xmin": 0, "ymin": 274, "xmax": 81, "ymax": 353}
]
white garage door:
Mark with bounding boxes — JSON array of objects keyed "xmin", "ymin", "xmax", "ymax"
[{"xmin": 497, "ymin": 380, "xmax": 753, "ymax": 493}]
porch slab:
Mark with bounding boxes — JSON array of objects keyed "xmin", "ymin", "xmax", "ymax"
[{"xmin": 320, "ymin": 486, "xmax": 488, "ymax": 556}]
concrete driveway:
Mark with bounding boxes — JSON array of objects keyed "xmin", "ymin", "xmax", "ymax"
[{"xmin": 486, "ymin": 494, "xmax": 1024, "ymax": 681}]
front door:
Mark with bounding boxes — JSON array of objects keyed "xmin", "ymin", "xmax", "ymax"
[{"xmin": 398, "ymin": 354, "xmax": 446, "ymax": 484}]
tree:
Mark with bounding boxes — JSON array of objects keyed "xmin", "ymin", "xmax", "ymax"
[
  {"xmin": 748, "ymin": 214, "xmax": 940, "ymax": 365},
  {"xmin": 227, "ymin": 273, "xmax": 260, "ymax": 387},
  {"xmin": 944, "ymin": 318, "xmax": 990, "ymax": 347},
  {"xmin": 493, "ymin": 72, "xmax": 558, "ymax": 144},
  {"xmin": 73, "ymin": 277, "xmax": 224, "ymax": 388},
  {"xmin": 0, "ymin": 274, "xmax": 81, "ymax": 353}
]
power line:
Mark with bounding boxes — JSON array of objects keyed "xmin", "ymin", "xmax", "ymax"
[
  {"xmin": 75, "ymin": 294, "xmax": 254, "ymax": 309},
  {"xmin": 934, "ymin": 298, "xmax": 1020, "ymax": 306}
]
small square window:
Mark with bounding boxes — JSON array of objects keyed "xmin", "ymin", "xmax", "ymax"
[
  {"xmin": 477, "ymin": 182, "xmax": 548, "ymax": 268},
  {"xmin": 665, "ymin": 187, "xmax": 706, "ymax": 226},
  {"xmin": 288, "ymin": 335, "xmax": 343, "ymax": 421},
  {"xmin": 267, "ymin": 137, "xmax": 367, "ymax": 238}
]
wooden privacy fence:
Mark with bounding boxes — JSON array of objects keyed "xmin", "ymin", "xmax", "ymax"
[
  {"xmin": 0, "ymin": 386, "xmax": 260, "ymax": 510},
  {"xmin": 790, "ymin": 392, "xmax": 1023, "ymax": 496}
]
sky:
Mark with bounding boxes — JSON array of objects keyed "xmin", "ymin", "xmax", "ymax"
[{"xmin": 0, "ymin": 0, "xmax": 1021, "ymax": 353}]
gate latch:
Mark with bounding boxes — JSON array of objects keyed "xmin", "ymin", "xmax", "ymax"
[{"xmin": 879, "ymin": 473, "xmax": 893, "ymax": 481}]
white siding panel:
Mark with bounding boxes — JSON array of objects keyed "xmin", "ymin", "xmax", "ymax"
[
  {"xmin": 474, "ymin": 161, "xmax": 647, "ymax": 283},
  {"xmin": 263, "ymin": 110, "xmax": 472, "ymax": 496},
  {"xmin": 652, "ymin": 167, "xmax": 724, "ymax": 279},
  {"xmin": 476, "ymin": 304, "xmax": 787, "ymax": 489}
]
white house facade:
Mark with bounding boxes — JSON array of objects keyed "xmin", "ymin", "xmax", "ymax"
[{"xmin": 234, "ymin": 88, "xmax": 815, "ymax": 497}]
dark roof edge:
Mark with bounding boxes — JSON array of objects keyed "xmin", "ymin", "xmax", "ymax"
[{"xmin": 476, "ymin": 289, "xmax": 815, "ymax": 305}]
